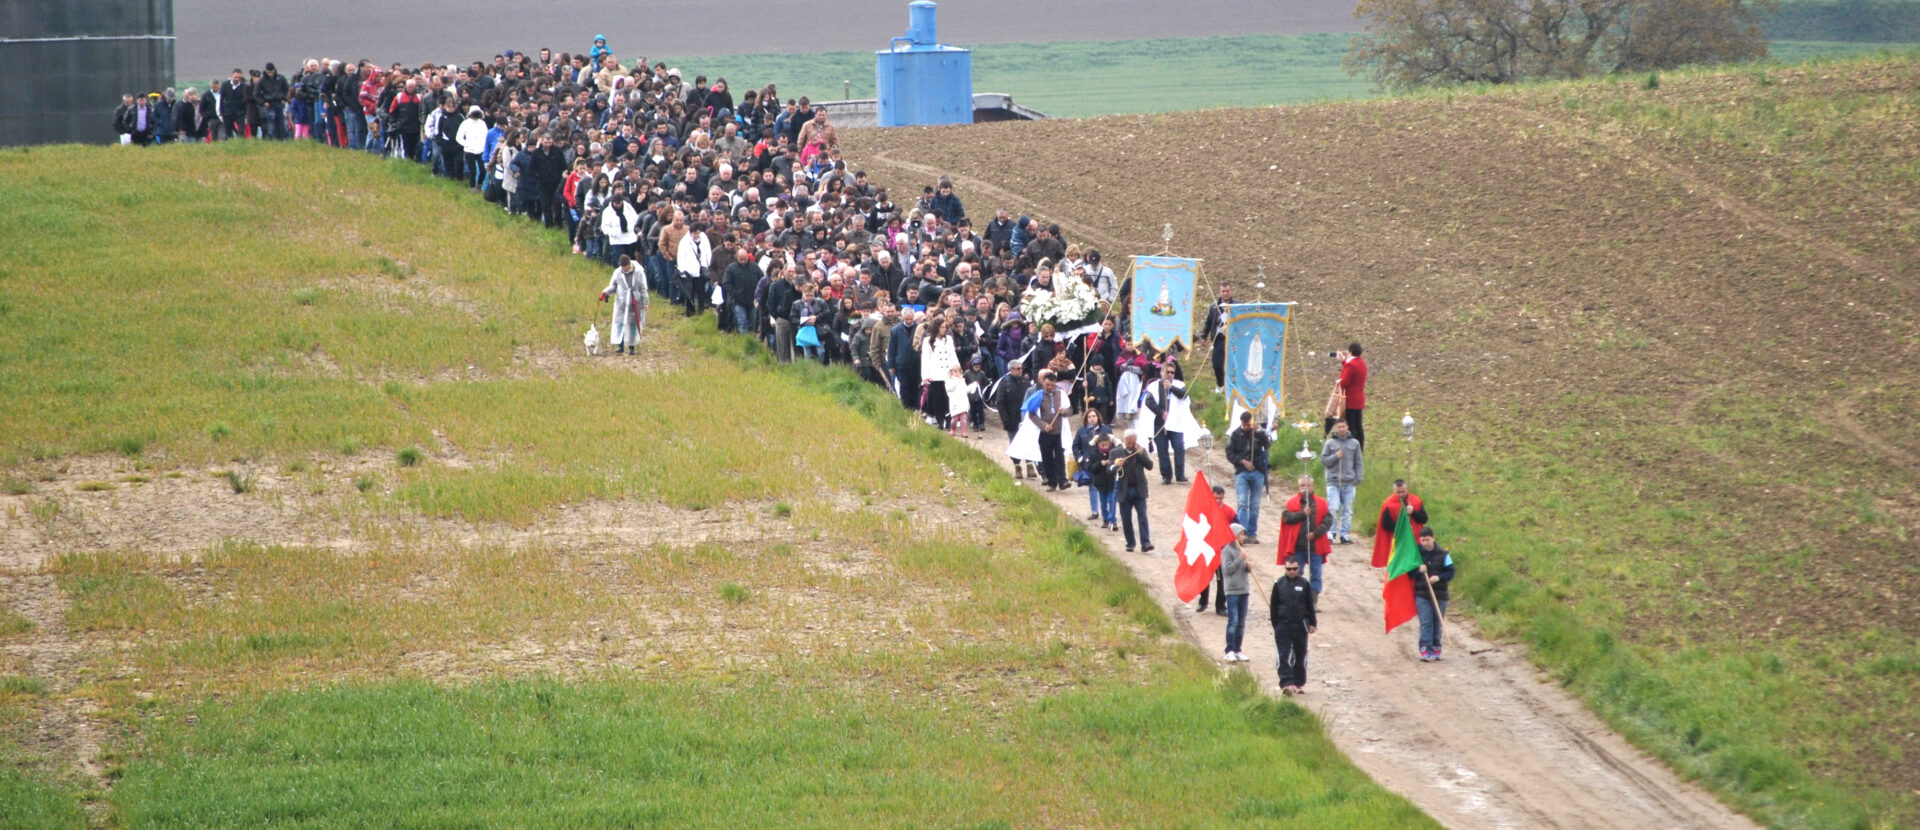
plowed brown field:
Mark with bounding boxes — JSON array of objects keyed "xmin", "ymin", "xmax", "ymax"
[{"xmin": 848, "ymin": 57, "xmax": 1920, "ymax": 825}]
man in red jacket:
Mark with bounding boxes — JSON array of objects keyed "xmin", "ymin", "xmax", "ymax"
[
  {"xmin": 1371, "ymin": 479, "xmax": 1428, "ymax": 568},
  {"xmin": 1277, "ymin": 474, "xmax": 1333, "ymax": 595},
  {"xmin": 1329, "ymin": 341, "xmax": 1367, "ymax": 447}
]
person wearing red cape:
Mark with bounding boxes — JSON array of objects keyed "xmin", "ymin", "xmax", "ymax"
[
  {"xmin": 1371, "ymin": 479, "xmax": 1429, "ymax": 568},
  {"xmin": 1276, "ymin": 474, "xmax": 1333, "ymax": 594}
]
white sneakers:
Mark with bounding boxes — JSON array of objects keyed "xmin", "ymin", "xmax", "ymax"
[{"xmin": 1223, "ymin": 651, "xmax": 1248, "ymax": 662}]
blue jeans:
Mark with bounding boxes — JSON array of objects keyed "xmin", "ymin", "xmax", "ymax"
[
  {"xmin": 345, "ymin": 113, "xmax": 366, "ymax": 153},
  {"xmin": 1224, "ymin": 593, "xmax": 1248, "ymax": 653},
  {"xmin": 1234, "ymin": 471, "xmax": 1266, "ymax": 538},
  {"xmin": 1119, "ymin": 492, "xmax": 1150, "ymax": 549},
  {"xmin": 262, "ymin": 102, "xmax": 288, "ymax": 139},
  {"xmin": 732, "ymin": 305, "xmax": 753, "ymax": 335},
  {"xmin": 1088, "ymin": 485, "xmax": 1115, "ymax": 524},
  {"xmin": 1156, "ymin": 430, "xmax": 1185, "ymax": 482},
  {"xmin": 1326, "ymin": 483, "xmax": 1356, "ymax": 538},
  {"xmin": 1285, "ymin": 550, "xmax": 1327, "ymax": 594},
  {"xmin": 1416, "ymin": 595, "xmax": 1448, "ymax": 651}
]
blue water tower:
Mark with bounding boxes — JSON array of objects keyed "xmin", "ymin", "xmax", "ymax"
[{"xmin": 875, "ymin": 1, "xmax": 973, "ymax": 127}]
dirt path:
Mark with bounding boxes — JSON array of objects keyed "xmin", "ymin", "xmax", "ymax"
[{"xmin": 968, "ymin": 424, "xmax": 1757, "ymax": 830}]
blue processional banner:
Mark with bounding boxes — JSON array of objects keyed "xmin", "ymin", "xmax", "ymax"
[
  {"xmin": 1128, "ymin": 255, "xmax": 1200, "ymax": 352},
  {"xmin": 1224, "ymin": 302, "xmax": 1291, "ymax": 413}
]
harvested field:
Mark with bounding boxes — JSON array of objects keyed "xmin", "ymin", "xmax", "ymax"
[{"xmin": 847, "ymin": 56, "xmax": 1920, "ymax": 826}]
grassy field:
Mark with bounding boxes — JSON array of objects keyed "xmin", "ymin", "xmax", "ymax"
[
  {"xmin": 0, "ymin": 143, "xmax": 1434, "ymax": 827},
  {"xmin": 660, "ymin": 34, "xmax": 1913, "ymax": 118},
  {"xmin": 845, "ymin": 51, "xmax": 1920, "ymax": 828}
]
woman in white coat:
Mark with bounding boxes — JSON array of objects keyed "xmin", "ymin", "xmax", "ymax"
[
  {"xmin": 599, "ymin": 196, "xmax": 640, "ymax": 263},
  {"xmin": 598, "ymin": 254, "xmax": 648, "ymax": 355},
  {"xmin": 919, "ymin": 317, "xmax": 961, "ymax": 429}
]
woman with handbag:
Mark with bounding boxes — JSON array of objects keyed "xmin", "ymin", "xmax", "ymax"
[{"xmin": 791, "ymin": 282, "xmax": 826, "ymax": 363}]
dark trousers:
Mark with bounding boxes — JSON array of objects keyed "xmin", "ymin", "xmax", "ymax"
[
  {"xmin": 1119, "ymin": 491, "xmax": 1150, "ymax": 549},
  {"xmin": 1156, "ymin": 431, "xmax": 1186, "ymax": 483},
  {"xmin": 679, "ymin": 273, "xmax": 705, "ymax": 317},
  {"xmin": 1275, "ymin": 621, "xmax": 1309, "ymax": 687},
  {"xmin": 1211, "ymin": 336, "xmax": 1226, "ymax": 388},
  {"xmin": 1195, "ymin": 567, "xmax": 1225, "ymax": 612},
  {"xmin": 895, "ymin": 366, "xmax": 920, "ymax": 410},
  {"xmin": 1325, "ymin": 407, "xmax": 1365, "ymax": 448},
  {"xmin": 1039, "ymin": 431, "xmax": 1067, "ymax": 487},
  {"xmin": 437, "ymin": 140, "xmax": 463, "ymax": 180}
]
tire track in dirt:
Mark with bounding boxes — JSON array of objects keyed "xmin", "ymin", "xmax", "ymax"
[
  {"xmin": 865, "ymin": 150, "xmax": 1148, "ymax": 256},
  {"xmin": 966, "ymin": 423, "xmax": 1757, "ymax": 829},
  {"xmin": 1490, "ymin": 100, "xmax": 1901, "ymax": 285},
  {"xmin": 1830, "ymin": 387, "xmax": 1920, "ymax": 476},
  {"xmin": 0, "ymin": 571, "xmax": 112, "ymax": 801}
]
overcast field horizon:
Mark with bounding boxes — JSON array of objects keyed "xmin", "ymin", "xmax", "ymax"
[{"xmin": 173, "ymin": 0, "xmax": 1360, "ymax": 81}]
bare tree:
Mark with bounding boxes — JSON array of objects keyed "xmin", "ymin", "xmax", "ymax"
[{"xmin": 1346, "ymin": 0, "xmax": 1774, "ymax": 89}]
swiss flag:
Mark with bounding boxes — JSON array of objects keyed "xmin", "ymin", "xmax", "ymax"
[{"xmin": 1173, "ymin": 471, "xmax": 1237, "ymax": 602}]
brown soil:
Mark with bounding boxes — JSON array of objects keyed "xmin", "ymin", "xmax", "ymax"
[{"xmin": 845, "ymin": 61, "xmax": 1920, "ymax": 800}]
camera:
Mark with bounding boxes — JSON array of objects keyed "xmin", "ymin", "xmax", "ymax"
[{"xmin": 1327, "ymin": 351, "xmax": 1343, "ymax": 359}]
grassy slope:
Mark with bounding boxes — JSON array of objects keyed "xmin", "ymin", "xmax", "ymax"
[
  {"xmin": 846, "ymin": 52, "xmax": 1920, "ymax": 829},
  {"xmin": 0, "ymin": 143, "xmax": 1432, "ymax": 828}
]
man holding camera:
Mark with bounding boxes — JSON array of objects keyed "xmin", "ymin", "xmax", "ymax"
[
  {"xmin": 1325, "ymin": 342, "xmax": 1368, "ymax": 447},
  {"xmin": 1200, "ymin": 283, "xmax": 1233, "ymax": 392}
]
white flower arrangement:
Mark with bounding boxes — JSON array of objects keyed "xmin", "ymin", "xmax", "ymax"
[{"xmin": 1019, "ymin": 278, "xmax": 1102, "ymax": 330}]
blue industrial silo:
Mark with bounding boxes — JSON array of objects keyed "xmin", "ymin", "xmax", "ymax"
[{"xmin": 875, "ymin": 1, "xmax": 972, "ymax": 127}]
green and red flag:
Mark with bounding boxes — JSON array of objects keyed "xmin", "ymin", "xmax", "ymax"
[{"xmin": 1382, "ymin": 500, "xmax": 1423, "ymax": 633}]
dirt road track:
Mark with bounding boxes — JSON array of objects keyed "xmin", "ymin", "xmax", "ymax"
[{"xmin": 971, "ymin": 425, "xmax": 1757, "ymax": 830}]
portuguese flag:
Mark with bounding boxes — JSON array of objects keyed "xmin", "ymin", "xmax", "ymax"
[{"xmin": 1382, "ymin": 501, "xmax": 1423, "ymax": 633}]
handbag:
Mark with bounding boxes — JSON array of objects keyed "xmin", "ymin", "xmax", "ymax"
[
  {"xmin": 795, "ymin": 324, "xmax": 821, "ymax": 349},
  {"xmin": 1323, "ymin": 385, "xmax": 1346, "ymax": 419}
]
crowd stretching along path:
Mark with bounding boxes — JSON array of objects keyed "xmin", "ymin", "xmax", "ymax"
[
  {"xmin": 111, "ymin": 38, "xmax": 1417, "ymax": 677},
  {"xmin": 117, "ymin": 39, "xmax": 1176, "ymax": 423}
]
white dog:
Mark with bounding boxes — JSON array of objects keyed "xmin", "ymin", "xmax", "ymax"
[{"xmin": 584, "ymin": 324, "xmax": 601, "ymax": 356}]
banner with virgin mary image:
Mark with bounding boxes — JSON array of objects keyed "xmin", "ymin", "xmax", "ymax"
[{"xmin": 1224, "ymin": 302, "xmax": 1290, "ymax": 412}]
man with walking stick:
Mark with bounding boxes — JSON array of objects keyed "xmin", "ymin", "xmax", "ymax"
[{"xmin": 1414, "ymin": 526, "xmax": 1455, "ymax": 662}]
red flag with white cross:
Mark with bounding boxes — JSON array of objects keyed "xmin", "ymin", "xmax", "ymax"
[{"xmin": 1173, "ymin": 471, "xmax": 1236, "ymax": 602}]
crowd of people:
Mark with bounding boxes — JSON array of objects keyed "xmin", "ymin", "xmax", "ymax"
[{"xmin": 118, "ymin": 35, "xmax": 1455, "ymax": 685}]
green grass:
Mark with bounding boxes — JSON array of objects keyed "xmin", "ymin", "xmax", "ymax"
[
  {"xmin": 666, "ymin": 33, "xmax": 1380, "ymax": 118},
  {"xmin": 0, "ymin": 143, "xmax": 1431, "ymax": 827},
  {"xmin": 1407, "ymin": 391, "xmax": 1920, "ymax": 828},
  {"xmin": 114, "ymin": 674, "xmax": 1426, "ymax": 829},
  {"xmin": 663, "ymin": 35, "xmax": 1912, "ymax": 120}
]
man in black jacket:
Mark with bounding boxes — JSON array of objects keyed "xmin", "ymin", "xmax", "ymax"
[
  {"xmin": 1114, "ymin": 429, "xmax": 1155, "ymax": 553},
  {"xmin": 1414, "ymin": 527, "xmax": 1456, "ymax": 662},
  {"xmin": 1271, "ymin": 558, "xmax": 1318, "ymax": 695},
  {"xmin": 337, "ymin": 62, "xmax": 364, "ymax": 150},
  {"xmin": 1225, "ymin": 410, "xmax": 1272, "ymax": 542},
  {"xmin": 767, "ymin": 267, "xmax": 802, "ymax": 364},
  {"xmin": 721, "ymin": 245, "xmax": 763, "ymax": 334},
  {"xmin": 887, "ymin": 310, "xmax": 920, "ymax": 408},
  {"xmin": 218, "ymin": 71, "xmax": 250, "ymax": 139},
  {"xmin": 255, "ymin": 62, "xmax": 290, "ymax": 139},
  {"xmin": 528, "ymin": 134, "xmax": 569, "ymax": 227}
]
